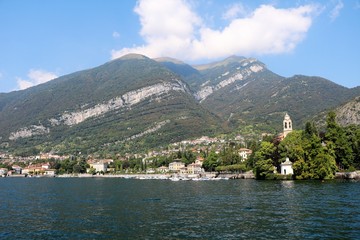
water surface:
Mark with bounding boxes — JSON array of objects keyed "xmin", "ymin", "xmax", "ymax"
[{"xmin": 0, "ymin": 178, "xmax": 359, "ymax": 239}]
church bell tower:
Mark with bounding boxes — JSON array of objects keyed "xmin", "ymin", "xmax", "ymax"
[{"xmin": 283, "ymin": 113, "xmax": 292, "ymax": 138}]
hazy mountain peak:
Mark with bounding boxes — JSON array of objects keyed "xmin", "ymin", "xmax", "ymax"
[
  {"xmin": 154, "ymin": 57, "xmax": 186, "ymax": 65},
  {"xmin": 193, "ymin": 55, "xmax": 260, "ymax": 71},
  {"xmin": 119, "ymin": 53, "xmax": 149, "ymax": 60}
]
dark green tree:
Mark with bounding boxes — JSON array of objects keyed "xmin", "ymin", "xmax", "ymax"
[
  {"xmin": 325, "ymin": 111, "xmax": 353, "ymax": 169},
  {"xmin": 253, "ymin": 141, "xmax": 276, "ymax": 179},
  {"xmin": 344, "ymin": 125, "xmax": 360, "ymax": 169},
  {"xmin": 254, "ymin": 159, "xmax": 275, "ymax": 180},
  {"xmin": 310, "ymin": 152, "xmax": 337, "ymax": 180},
  {"xmin": 202, "ymin": 151, "xmax": 219, "ymax": 172}
]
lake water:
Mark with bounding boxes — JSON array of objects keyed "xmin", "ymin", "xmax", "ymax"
[{"xmin": 0, "ymin": 178, "xmax": 359, "ymax": 239}]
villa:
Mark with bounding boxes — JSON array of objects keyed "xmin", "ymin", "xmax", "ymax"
[
  {"xmin": 88, "ymin": 161, "xmax": 108, "ymax": 173},
  {"xmin": 169, "ymin": 160, "xmax": 185, "ymax": 173},
  {"xmin": 239, "ymin": 148, "xmax": 252, "ymax": 161}
]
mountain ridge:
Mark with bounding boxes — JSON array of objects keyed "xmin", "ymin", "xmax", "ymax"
[
  {"xmin": 0, "ymin": 54, "xmax": 220, "ymax": 154},
  {"xmin": 0, "ymin": 53, "xmax": 359, "ymax": 155}
]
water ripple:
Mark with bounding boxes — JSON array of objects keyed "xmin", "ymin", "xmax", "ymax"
[{"xmin": 0, "ymin": 178, "xmax": 359, "ymax": 239}]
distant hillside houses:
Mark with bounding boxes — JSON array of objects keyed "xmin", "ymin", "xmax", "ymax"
[
  {"xmin": 36, "ymin": 153, "xmax": 68, "ymax": 161},
  {"xmin": 173, "ymin": 136, "xmax": 221, "ymax": 146}
]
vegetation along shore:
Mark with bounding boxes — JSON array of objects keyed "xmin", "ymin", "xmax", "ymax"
[{"xmin": 1, "ymin": 111, "xmax": 359, "ymax": 181}]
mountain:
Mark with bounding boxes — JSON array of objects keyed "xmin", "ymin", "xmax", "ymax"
[
  {"xmin": 0, "ymin": 54, "xmax": 220, "ymax": 155},
  {"xmin": 334, "ymin": 96, "xmax": 360, "ymax": 126},
  {"xmin": 313, "ymin": 95, "xmax": 360, "ymax": 128},
  {"xmin": 155, "ymin": 57, "xmax": 202, "ymax": 90},
  {"xmin": 159, "ymin": 56, "xmax": 360, "ymax": 132},
  {"xmin": 1, "ymin": 54, "xmax": 359, "ymax": 156}
]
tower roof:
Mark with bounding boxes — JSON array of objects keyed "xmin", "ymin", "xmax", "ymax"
[
  {"xmin": 281, "ymin": 157, "xmax": 293, "ymax": 166},
  {"xmin": 284, "ymin": 113, "xmax": 291, "ymax": 120}
]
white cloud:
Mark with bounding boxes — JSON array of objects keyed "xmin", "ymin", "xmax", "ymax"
[
  {"xmin": 330, "ymin": 0, "xmax": 344, "ymax": 21},
  {"xmin": 222, "ymin": 3, "xmax": 247, "ymax": 20},
  {"xmin": 17, "ymin": 79, "xmax": 34, "ymax": 90},
  {"xmin": 112, "ymin": 0, "xmax": 201, "ymax": 59},
  {"xmin": 113, "ymin": 31, "xmax": 120, "ymax": 38},
  {"xmin": 17, "ymin": 69, "xmax": 58, "ymax": 90},
  {"xmin": 111, "ymin": 0, "xmax": 319, "ymax": 61}
]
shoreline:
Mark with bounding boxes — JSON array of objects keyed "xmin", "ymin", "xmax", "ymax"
[
  {"xmin": 3, "ymin": 172, "xmax": 255, "ymax": 180},
  {"xmin": 4, "ymin": 171, "xmax": 360, "ymax": 180}
]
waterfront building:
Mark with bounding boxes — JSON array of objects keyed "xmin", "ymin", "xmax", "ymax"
[
  {"xmin": 195, "ymin": 156, "xmax": 204, "ymax": 166},
  {"xmin": 12, "ymin": 165, "xmax": 22, "ymax": 174},
  {"xmin": 0, "ymin": 168, "xmax": 8, "ymax": 176},
  {"xmin": 169, "ymin": 160, "xmax": 185, "ymax": 173},
  {"xmin": 280, "ymin": 157, "xmax": 293, "ymax": 175},
  {"xmin": 187, "ymin": 163, "xmax": 203, "ymax": 174},
  {"xmin": 89, "ymin": 161, "xmax": 108, "ymax": 173},
  {"xmin": 157, "ymin": 166, "xmax": 169, "ymax": 173}
]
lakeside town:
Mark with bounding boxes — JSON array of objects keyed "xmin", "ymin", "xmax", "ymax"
[
  {"xmin": 1, "ymin": 112, "xmax": 360, "ymax": 180},
  {"xmin": 0, "ymin": 134, "xmax": 255, "ymax": 180}
]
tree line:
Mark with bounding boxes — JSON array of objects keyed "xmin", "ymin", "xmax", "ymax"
[{"xmin": 248, "ymin": 112, "xmax": 360, "ymax": 180}]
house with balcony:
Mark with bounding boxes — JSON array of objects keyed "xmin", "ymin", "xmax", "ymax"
[
  {"xmin": 187, "ymin": 163, "xmax": 203, "ymax": 174},
  {"xmin": 169, "ymin": 160, "xmax": 185, "ymax": 173}
]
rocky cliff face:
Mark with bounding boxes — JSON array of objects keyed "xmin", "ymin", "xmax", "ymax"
[
  {"xmin": 9, "ymin": 80, "xmax": 189, "ymax": 140},
  {"xmin": 9, "ymin": 125, "xmax": 50, "ymax": 140},
  {"xmin": 50, "ymin": 80, "xmax": 188, "ymax": 127},
  {"xmin": 335, "ymin": 96, "xmax": 360, "ymax": 126},
  {"xmin": 195, "ymin": 60, "xmax": 264, "ymax": 101}
]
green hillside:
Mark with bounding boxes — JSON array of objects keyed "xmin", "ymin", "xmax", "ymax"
[
  {"xmin": 0, "ymin": 54, "xmax": 220, "ymax": 155},
  {"xmin": 0, "ymin": 54, "xmax": 359, "ymax": 156}
]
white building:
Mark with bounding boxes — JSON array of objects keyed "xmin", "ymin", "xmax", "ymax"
[
  {"xmin": 157, "ymin": 166, "xmax": 169, "ymax": 173},
  {"xmin": 0, "ymin": 168, "xmax": 8, "ymax": 176},
  {"xmin": 239, "ymin": 148, "xmax": 253, "ymax": 161},
  {"xmin": 89, "ymin": 162, "xmax": 108, "ymax": 173},
  {"xmin": 12, "ymin": 165, "xmax": 22, "ymax": 174},
  {"xmin": 280, "ymin": 158, "xmax": 293, "ymax": 175}
]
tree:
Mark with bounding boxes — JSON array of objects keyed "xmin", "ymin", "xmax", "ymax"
[
  {"xmin": 88, "ymin": 167, "xmax": 96, "ymax": 175},
  {"xmin": 304, "ymin": 121, "xmax": 318, "ymax": 137},
  {"xmin": 253, "ymin": 141, "xmax": 276, "ymax": 179},
  {"xmin": 216, "ymin": 163, "xmax": 247, "ymax": 173},
  {"xmin": 202, "ymin": 151, "xmax": 219, "ymax": 172},
  {"xmin": 310, "ymin": 152, "xmax": 337, "ymax": 180},
  {"xmin": 73, "ymin": 164, "xmax": 84, "ymax": 174},
  {"xmin": 254, "ymin": 159, "xmax": 276, "ymax": 180},
  {"xmin": 344, "ymin": 125, "xmax": 360, "ymax": 169},
  {"xmin": 278, "ymin": 131, "xmax": 305, "ymax": 162},
  {"xmin": 254, "ymin": 141, "xmax": 276, "ymax": 161},
  {"xmin": 325, "ymin": 111, "xmax": 354, "ymax": 169},
  {"xmin": 219, "ymin": 146, "xmax": 241, "ymax": 166}
]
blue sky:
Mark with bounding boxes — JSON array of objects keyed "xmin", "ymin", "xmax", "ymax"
[{"xmin": 0, "ymin": 0, "xmax": 359, "ymax": 92}]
